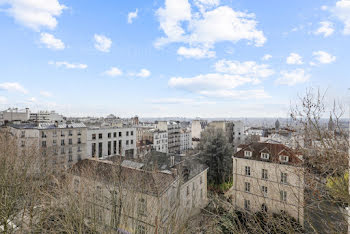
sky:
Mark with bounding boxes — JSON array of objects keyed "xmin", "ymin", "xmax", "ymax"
[{"xmin": 0, "ymin": 0, "xmax": 349, "ymax": 118}]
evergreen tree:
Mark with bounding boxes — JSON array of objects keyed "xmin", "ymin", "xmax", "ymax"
[{"xmin": 198, "ymin": 127, "xmax": 233, "ymax": 185}]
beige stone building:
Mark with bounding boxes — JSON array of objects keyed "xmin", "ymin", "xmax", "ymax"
[
  {"xmin": 8, "ymin": 122, "xmax": 87, "ymax": 168},
  {"xmin": 70, "ymin": 155, "xmax": 208, "ymax": 233},
  {"xmin": 230, "ymin": 142, "xmax": 305, "ymax": 225}
]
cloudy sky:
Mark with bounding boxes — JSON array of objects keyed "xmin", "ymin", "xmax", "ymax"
[{"xmin": 0, "ymin": 0, "xmax": 349, "ymax": 118}]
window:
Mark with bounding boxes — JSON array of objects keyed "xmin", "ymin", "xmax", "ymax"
[
  {"xmin": 68, "ymin": 154, "xmax": 73, "ymax": 162},
  {"xmin": 119, "ymin": 132, "xmax": 122, "ymax": 137},
  {"xmin": 98, "ymin": 133, "xmax": 102, "ymax": 139},
  {"xmin": 126, "ymin": 131, "xmax": 129, "ymax": 136},
  {"xmin": 138, "ymin": 198, "xmax": 147, "ymax": 216},
  {"xmin": 61, "ymin": 131, "xmax": 65, "ymax": 137},
  {"xmin": 53, "ymin": 147, "xmax": 58, "ymax": 155},
  {"xmin": 69, "ymin": 130, "xmax": 72, "ymax": 136},
  {"xmin": 136, "ymin": 224, "xmax": 146, "ymax": 234},
  {"xmin": 77, "ymin": 130, "xmax": 81, "ymax": 136},
  {"xmin": 281, "ymin": 172, "xmax": 288, "ymax": 184},
  {"xmin": 53, "ymin": 139, "xmax": 57, "ymax": 145},
  {"xmin": 131, "ymin": 140, "xmax": 134, "ymax": 145},
  {"xmin": 186, "ymin": 186, "xmax": 190, "ymax": 196},
  {"xmin": 21, "ymin": 141, "xmax": 25, "ymax": 147},
  {"xmin": 108, "ymin": 141, "xmax": 111, "ymax": 156},
  {"xmin": 77, "ymin": 138, "xmax": 81, "ymax": 144},
  {"xmin": 78, "ymin": 146, "xmax": 81, "ymax": 152},
  {"xmin": 21, "ymin": 131, "xmax": 25, "ymax": 138},
  {"xmin": 77, "ymin": 154, "xmax": 81, "ymax": 161},
  {"xmin": 262, "ymin": 169, "xmax": 268, "ymax": 180},
  {"xmin": 61, "ymin": 147, "xmax": 65, "ymax": 154},
  {"xmin": 98, "ymin": 142, "xmax": 103, "ymax": 158},
  {"xmin": 261, "ymin": 153, "xmax": 270, "ymax": 160},
  {"xmin": 41, "ymin": 132, "xmax": 46, "ymax": 138},
  {"xmin": 92, "ymin": 134, "xmax": 96, "ymax": 140},
  {"xmin": 61, "ymin": 139, "xmax": 65, "ymax": 146},
  {"xmin": 42, "ymin": 141, "xmax": 46, "ymax": 147},
  {"xmin": 113, "ymin": 132, "xmax": 117, "ymax": 138},
  {"xmin": 92, "ymin": 143, "xmax": 96, "ymax": 157},
  {"xmin": 244, "ymin": 151, "xmax": 252, "ymax": 157},
  {"xmin": 131, "ymin": 131, "xmax": 134, "ymax": 136},
  {"xmin": 113, "ymin": 141, "xmax": 117, "ymax": 155},
  {"xmin": 280, "ymin": 155, "xmax": 289, "ymax": 163},
  {"xmin": 245, "ymin": 182, "xmax": 251, "ymax": 192},
  {"xmin": 244, "ymin": 199, "xmax": 250, "ymax": 211},
  {"xmin": 280, "ymin": 190, "xmax": 287, "ymax": 202},
  {"xmin": 126, "ymin": 140, "xmax": 129, "ymax": 145},
  {"xmin": 261, "ymin": 186, "xmax": 268, "ymax": 197},
  {"xmin": 69, "ymin": 147, "xmax": 72, "ymax": 153},
  {"xmin": 69, "ymin": 139, "xmax": 72, "ymax": 145},
  {"xmin": 108, "ymin": 133, "xmax": 111, "ymax": 138},
  {"xmin": 245, "ymin": 166, "xmax": 251, "ymax": 176}
]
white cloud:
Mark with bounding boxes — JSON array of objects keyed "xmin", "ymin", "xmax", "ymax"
[
  {"xmin": 198, "ymin": 89, "xmax": 271, "ymax": 99},
  {"xmin": 262, "ymin": 54, "xmax": 272, "ymax": 61},
  {"xmin": 169, "ymin": 73, "xmax": 252, "ymax": 91},
  {"xmin": 127, "ymin": 9, "xmax": 138, "ymax": 24},
  {"xmin": 321, "ymin": 5, "xmax": 328, "ymax": 11},
  {"xmin": 155, "ymin": 1, "xmax": 266, "ymax": 53},
  {"xmin": 103, "ymin": 67, "xmax": 123, "ymax": 77},
  {"xmin": 312, "ymin": 51, "xmax": 336, "ymax": 64},
  {"xmin": 40, "ymin": 91, "xmax": 53, "ymax": 97},
  {"xmin": 332, "ymin": 0, "xmax": 350, "ymax": 34},
  {"xmin": 177, "ymin": 46, "xmax": 215, "ymax": 59},
  {"xmin": 276, "ymin": 69, "xmax": 310, "ymax": 86},
  {"xmin": 94, "ymin": 34, "xmax": 112, "ymax": 52},
  {"xmin": 150, "ymin": 97, "xmax": 215, "ymax": 105},
  {"xmin": 135, "ymin": 69, "xmax": 151, "ymax": 78},
  {"xmin": 194, "ymin": 0, "xmax": 220, "ymax": 12},
  {"xmin": 28, "ymin": 97, "xmax": 37, "ymax": 103},
  {"xmin": 0, "ymin": 96, "xmax": 7, "ymax": 104},
  {"xmin": 286, "ymin": 53, "xmax": 303, "ymax": 65},
  {"xmin": 169, "ymin": 59, "xmax": 274, "ymax": 100},
  {"xmin": 314, "ymin": 21, "xmax": 334, "ymax": 37},
  {"xmin": 215, "ymin": 59, "xmax": 274, "ymax": 81},
  {"xmin": 40, "ymin": 33, "xmax": 65, "ymax": 50},
  {"xmin": 0, "ymin": 0, "xmax": 66, "ymax": 31},
  {"xmin": 156, "ymin": 0, "xmax": 192, "ymax": 44},
  {"xmin": 49, "ymin": 61, "xmax": 87, "ymax": 69},
  {"xmin": 0, "ymin": 82, "xmax": 27, "ymax": 93},
  {"xmin": 150, "ymin": 98, "xmax": 195, "ymax": 104}
]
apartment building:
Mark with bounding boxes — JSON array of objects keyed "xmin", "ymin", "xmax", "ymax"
[
  {"xmin": 191, "ymin": 119, "xmax": 208, "ymax": 139},
  {"xmin": 143, "ymin": 129, "xmax": 168, "ymax": 153},
  {"xmin": 230, "ymin": 142, "xmax": 304, "ymax": 225},
  {"xmin": 167, "ymin": 122, "xmax": 180, "ymax": 154},
  {"xmin": 0, "ymin": 108, "xmax": 30, "ymax": 124},
  {"xmin": 180, "ymin": 128, "xmax": 192, "ymax": 153},
  {"xmin": 9, "ymin": 122, "xmax": 87, "ymax": 168},
  {"xmin": 208, "ymin": 120, "xmax": 246, "ymax": 152},
  {"xmin": 70, "ymin": 156, "xmax": 208, "ymax": 233},
  {"xmin": 29, "ymin": 110, "xmax": 64, "ymax": 123},
  {"xmin": 87, "ymin": 126, "xmax": 137, "ymax": 159}
]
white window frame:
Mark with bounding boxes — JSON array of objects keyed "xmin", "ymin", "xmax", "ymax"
[
  {"xmin": 262, "ymin": 169, "xmax": 268, "ymax": 180},
  {"xmin": 281, "ymin": 172, "xmax": 288, "ymax": 184},
  {"xmin": 261, "ymin": 186, "xmax": 268, "ymax": 197},
  {"xmin": 280, "ymin": 190, "xmax": 287, "ymax": 202},
  {"xmin": 244, "ymin": 151, "xmax": 252, "ymax": 157},
  {"xmin": 261, "ymin": 152, "xmax": 270, "ymax": 160},
  {"xmin": 279, "ymin": 155, "xmax": 289, "ymax": 163},
  {"xmin": 245, "ymin": 182, "xmax": 251, "ymax": 193},
  {"xmin": 245, "ymin": 166, "xmax": 251, "ymax": 176}
]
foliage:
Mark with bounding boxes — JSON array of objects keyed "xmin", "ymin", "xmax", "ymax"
[
  {"xmin": 326, "ymin": 171, "xmax": 349, "ymax": 204},
  {"xmin": 198, "ymin": 127, "xmax": 233, "ymax": 185}
]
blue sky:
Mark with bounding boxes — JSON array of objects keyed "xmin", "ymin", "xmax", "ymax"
[{"xmin": 0, "ymin": 0, "xmax": 349, "ymax": 118}]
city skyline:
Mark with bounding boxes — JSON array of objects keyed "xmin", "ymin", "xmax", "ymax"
[{"xmin": 0, "ymin": 0, "xmax": 349, "ymax": 118}]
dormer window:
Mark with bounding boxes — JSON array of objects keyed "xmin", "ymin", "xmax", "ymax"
[
  {"xmin": 244, "ymin": 151, "xmax": 252, "ymax": 157},
  {"xmin": 279, "ymin": 155, "xmax": 289, "ymax": 163},
  {"xmin": 261, "ymin": 153, "xmax": 270, "ymax": 160}
]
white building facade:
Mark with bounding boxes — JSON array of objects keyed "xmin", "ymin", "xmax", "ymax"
[
  {"xmin": 87, "ymin": 126, "xmax": 137, "ymax": 158},
  {"xmin": 180, "ymin": 129, "xmax": 192, "ymax": 153}
]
